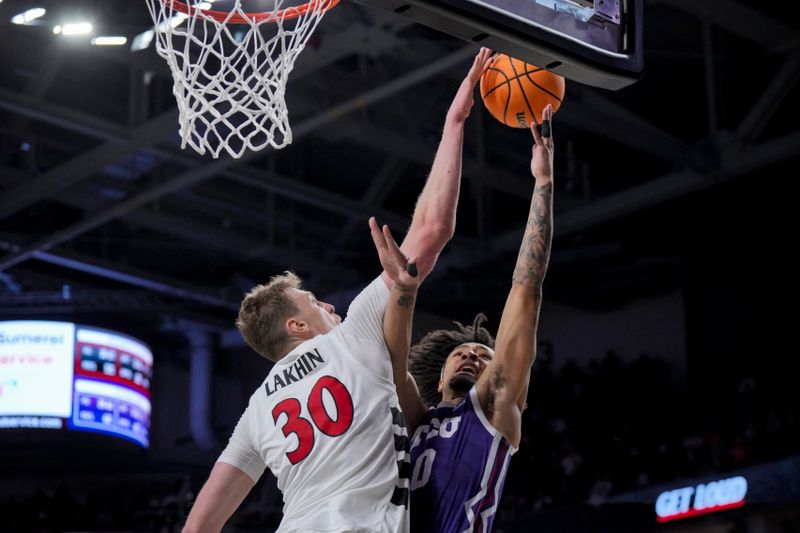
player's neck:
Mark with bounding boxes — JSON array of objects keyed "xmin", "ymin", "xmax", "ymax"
[
  {"xmin": 439, "ymin": 393, "xmax": 466, "ymax": 406},
  {"xmin": 277, "ymin": 336, "xmax": 313, "ymax": 361}
]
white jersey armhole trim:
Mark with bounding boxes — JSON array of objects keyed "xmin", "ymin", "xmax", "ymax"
[
  {"xmin": 215, "ymin": 457, "xmax": 264, "ymax": 484},
  {"xmin": 468, "ymin": 387, "xmax": 518, "ymax": 455}
]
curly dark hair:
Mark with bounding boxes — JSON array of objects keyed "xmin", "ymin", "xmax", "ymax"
[{"xmin": 409, "ymin": 313, "xmax": 495, "ymax": 407}]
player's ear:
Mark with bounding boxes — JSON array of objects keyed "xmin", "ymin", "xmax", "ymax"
[
  {"xmin": 286, "ymin": 317, "xmax": 308, "ymax": 335},
  {"xmin": 437, "ymin": 377, "xmax": 444, "ymax": 393}
]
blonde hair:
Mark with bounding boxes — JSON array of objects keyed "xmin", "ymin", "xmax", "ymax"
[{"xmin": 236, "ymin": 271, "xmax": 302, "ymax": 361}]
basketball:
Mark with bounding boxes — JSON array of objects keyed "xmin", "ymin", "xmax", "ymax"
[{"xmin": 480, "ymin": 54, "xmax": 565, "ymax": 128}]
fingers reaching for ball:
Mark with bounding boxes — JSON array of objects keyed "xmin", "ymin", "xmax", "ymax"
[
  {"xmin": 468, "ymin": 48, "xmax": 494, "ymax": 84},
  {"xmin": 530, "ymin": 104, "xmax": 554, "ymax": 181},
  {"xmin": 531, "ymin": 104, "xmax": 554, "ymax": 146}
]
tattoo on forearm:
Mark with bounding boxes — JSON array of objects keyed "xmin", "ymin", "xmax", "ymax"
[
  {"xmin": 485, "ymin": 367, "xmax": 506, "ymax": 419},
  {"xmin": 397, "ymin": 295, "xmax": 415, "ymax": 308},
  {"xmin": 512, "ymin": 181, "xmax": 553, "ymax": 291}
]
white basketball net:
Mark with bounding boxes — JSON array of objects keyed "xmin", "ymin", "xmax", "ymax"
[{"xmin": 145, "ymin": 0, "xmax": 336, "ymax": 158}]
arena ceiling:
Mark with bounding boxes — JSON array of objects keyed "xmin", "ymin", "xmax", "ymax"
[{"xmin": 0, "ymin": 0, "xmax": 798, "ymax": 340}]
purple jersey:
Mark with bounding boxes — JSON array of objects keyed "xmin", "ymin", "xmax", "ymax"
[{"xmin": 409, "ymin": 387, "xmax": 516, "ymax": 533}]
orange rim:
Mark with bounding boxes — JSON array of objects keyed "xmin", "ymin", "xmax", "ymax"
[{"xmin": 166, "ymin": 0, "xmax": 340, "ymax": 23}]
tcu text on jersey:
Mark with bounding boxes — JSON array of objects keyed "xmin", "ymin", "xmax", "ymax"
[{"xmin": 410, "ymin": 414, "xmax": 461, "ymax": 489}]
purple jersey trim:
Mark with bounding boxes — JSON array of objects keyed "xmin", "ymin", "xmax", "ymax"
[{"xmin": 469, "ymin": 438, "xmax": 511, "ymax": 533}]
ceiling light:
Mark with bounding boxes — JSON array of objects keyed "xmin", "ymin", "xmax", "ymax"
[
  {"xmin": 130, "ymin": 29, "xmax": 154, "ymax": 51},
  {"xmin": 167, "ymin": 13, "xmax": 188, "ymax": 29},
  {"xmin": 55, "ymin": 22, "xmax": 93, "ymax": 36},
  {"xmin": 11, "ymin": 7, "xmax": 46, "ymax": 25},
  {"xmin": 91, "ymin": 36, "xmax": 127, "ymax": 46},
  {"xmin": 131, "ymin": 0, "xmax": 215, "ymax": 51}
]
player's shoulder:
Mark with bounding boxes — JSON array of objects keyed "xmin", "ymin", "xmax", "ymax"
[{"xmin": 342, "ymin": 276, "xmax": 390, "ymax": 315}]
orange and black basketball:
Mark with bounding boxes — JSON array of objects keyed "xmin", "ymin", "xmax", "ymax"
[{"xmin": 480, "ymin": 54, "xmax": 565, "ymax": 128}]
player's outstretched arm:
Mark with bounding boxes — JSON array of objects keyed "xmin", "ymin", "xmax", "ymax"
[
  {"xmin": 371, "ymin": 217, "xmax": 428, "ymax": 431},
  {"xmin": 474, "ymin": 105, "xmax": 555, "ymax": 448},
  {"xmin": 183, "ymin": 462, "xmax": 255, "ymax": 533},
  {"xmin": 386, "ymin": 48, "xmax": 493, "ymax": 287}
]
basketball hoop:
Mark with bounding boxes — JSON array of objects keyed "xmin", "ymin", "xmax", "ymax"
[{"xmin": 145, "ymin": 0, "xmax": 340, "ymax": 158}]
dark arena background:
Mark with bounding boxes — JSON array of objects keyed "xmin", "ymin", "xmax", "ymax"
[{"xmin": 1, "ymin": 0, "xmax": 799, "ymax": 531}]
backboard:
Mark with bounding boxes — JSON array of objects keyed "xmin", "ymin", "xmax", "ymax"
[{"xmin": 353, "ymin": 0, "xmax": 643, "ymax": 90}]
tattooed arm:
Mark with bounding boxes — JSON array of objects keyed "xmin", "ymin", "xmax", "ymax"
[
  {"xmin": 474, "ymin": 105, "xmax": 555, "ymax": 448},
  {"xmin": 384, "ymin": 282, "xmax": 428, "ymax": 433},
  {"xmin": 370, "ymin": 218, "xmax": 428, "ymax": 433}
]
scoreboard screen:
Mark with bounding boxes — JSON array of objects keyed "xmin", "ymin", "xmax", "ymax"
[
  {"xmin": 351, "ymin": 0, "xmax": 643, "ymax": 89},
  {"xmin": 0, "ymin": 321, "xmax": 152, "ymax": 448}
]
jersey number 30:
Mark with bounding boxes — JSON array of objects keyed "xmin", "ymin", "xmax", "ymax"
[{"xmin": 271, "ymin": 376, "xmax": 354, "ymax": 464}]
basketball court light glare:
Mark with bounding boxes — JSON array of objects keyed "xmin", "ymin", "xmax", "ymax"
[
  {"xmin": 53, "ymin": 22, "xmax": 93, "ymax": 36},
  {"xmin": 130, "ymin": 29, "xmax": 154, "ymax": 52},
  {"xmin": 168, "ymin": 13, "xmax": 188, "ymax": 29},
  {"xmin": 92, "ymin": 36, "xmax": 127, "ymax": 46},
  {"xmin": 11, "ymin": 7, "xmax": 46, "ymax": 25},
  {"xmin": 132, "ymin": 0, "xmax": 216, "ymax": 51},
  {"xmin": 130, "ymin": 10, "xmax": 187, "ymax": 52}
]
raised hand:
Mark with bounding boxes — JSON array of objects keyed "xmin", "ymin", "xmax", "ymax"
[
  {"xmin": 530, "ymin": 104, "xmax": 555, "ymax": 182},
  {"xmin": 370, "ymin": 217, "xmax": 419, "ymax": 291},
  {"xmin": 447, "ymin": 47, "xmax": 494, "ymax": 124}
]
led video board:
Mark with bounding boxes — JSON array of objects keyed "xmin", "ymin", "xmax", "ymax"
[{"xmin": 0, "ymin": 321, "xmax": 152, "ymax": 447}]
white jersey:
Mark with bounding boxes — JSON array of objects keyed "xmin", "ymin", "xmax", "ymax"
[{"xmin": 218, "ymin": 277, "xmax": 410, "ymax": 533}]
